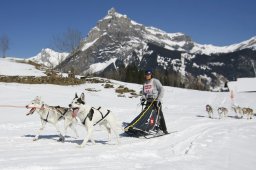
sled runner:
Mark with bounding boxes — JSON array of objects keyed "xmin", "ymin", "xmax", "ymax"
[
  {"xmin": 143, "ymin": 130, "xmax": 177, "ymax": 139},
  {"xmin": 124, "ymin": 100, "xmax": 167, "ymax": 138},
  {"xmin": 122, "ymin": 123, "xmax": 174, "ymax": 139}
]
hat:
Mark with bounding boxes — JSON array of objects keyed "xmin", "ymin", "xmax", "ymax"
[{"xmin": 145, "ymin": 69, "xmax": 153, "ymax": 75}]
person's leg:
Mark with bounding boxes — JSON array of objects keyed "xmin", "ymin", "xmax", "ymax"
[{"xmin": 159, "ymin": 108, "xmax": 168, "ymax": 134}]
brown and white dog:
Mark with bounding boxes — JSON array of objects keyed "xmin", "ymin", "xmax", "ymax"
[
  {"xmin": 26, "ymin": 96, "xmax": 78, "ymax": 142},
  {"xmin": 206, "ymin": 104, "xmax": 214, "ymax": 118},
  {"xmin": 217, "ymin": 107, "xmax": 228, "ymax": 119},
  {"xmin": 242, "ymin": 107, "xmax": 254, "ymax": 119},
  {"xmin": 69, "ymin": 93, "xmax": 120, "ymax": 147}
]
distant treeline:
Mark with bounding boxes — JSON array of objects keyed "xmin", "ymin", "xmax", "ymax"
[{"xmin": 99, "ymin": 64, "xmax": 209, "ymax": 91}]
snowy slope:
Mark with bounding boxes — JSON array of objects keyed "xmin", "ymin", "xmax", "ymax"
[
  {"xmin": 0, "ymin": 80, "xmax": 255, "ymax": 170},
  {"xmin": 0, "ymin": 58, "xmax": 46, "ymax": 77},
  {"xmin": 144, "ymin": 26, "xmax": 256, "ymax": 55},
  {"xmin": 191, "ymin": 36, "xmax": 256, "ymax": 55}
]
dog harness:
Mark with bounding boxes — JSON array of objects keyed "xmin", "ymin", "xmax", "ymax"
[
  {"xmin": 81, "ymin": 107, "xmax": 110, "ymax": 126},
  {"xmin": 54, "ymin": 106, "xmax": 69, "ymax": 120},
  {"xmin": 40, "ymin": 104, "xmax": 50, "ymax": 122},
  {"xmin": 40, "ymin": 105, "xmax": 69, "ymax": 122}
]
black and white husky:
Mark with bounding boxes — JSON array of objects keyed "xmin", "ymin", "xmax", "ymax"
[
  {"xmin": 69, "ymin": 93, "xmax": 120, "ymax": 147},
  {"xmin": 26, "ymin": 96, "xmax": 78, "ymax": 142}
]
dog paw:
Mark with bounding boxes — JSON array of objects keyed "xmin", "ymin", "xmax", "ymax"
[
  {"xmin": 57, "ymin": 139, "xmax": 65, "ymax": 143},
  {"xmin": 77, "ymin": 145, "xmax": 85, "ymax": 148},
  {"xmin": 57, "ymin": 136, "xmax": 65, "ymax": 142}
]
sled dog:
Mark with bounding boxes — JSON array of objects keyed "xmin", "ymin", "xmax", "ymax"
[
  {"xmin": 26, "ymin": 96, "xmax": 78, "ymax": 141},
  {"xmin": 206, "ymin": 104, "xmax": 213, "ymax": 118},
  {"xmin": 69, "ymin": 93, "xmax": 120, "ymax": 147},
  {"xmin": 242, "ymin": 107, "xmax": 254, "ymax": 119},
  {"xmin": 232, "ymin": 105, "xmax": 243, "ymax": 118},
  {"xmin": 217, "ymin": 107, "xmax": 228, "ymax": 119}
]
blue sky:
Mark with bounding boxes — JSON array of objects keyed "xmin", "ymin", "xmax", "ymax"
[{"xmin": 1, "ymin": 0, "xmax": 255, "ymax": 58}]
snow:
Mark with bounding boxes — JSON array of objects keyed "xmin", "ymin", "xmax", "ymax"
[
  {"xmin": 81, "ymin": 38, "xmax": 99, "ymax": 51},
  {"xmin": 192, "ymin": 62, "xmax": 200, "ymax": 68},
  {"xmin": 146, "ymin": 26, "xmax": 167, "ymax": 35},
  {"xmin": 192, "ymin": 36, "xmax": 256, "ymax": 55},
  {"xmin": 144, "ymin": 23, "xmax": 256, "ymax": 55},
  {"xmin": 145, "ymin": 27, "xmax": 185, "ymax": 40},
  {"xmin": 229, "ymin": 78, "xmax": 256, "ymax": 92},
  {"xmin": 131, "ymin": 20, "xmax": 143, "ymax": 27},
  {"xmin": 28, "ymin": 48, "xmax": 69, "ymax": 68},
  {"xmin": 0, "ymin": 62, "xmax": 256, "ymax": 170},
  {"xmin": 84, "ymin": 58, "xmax": 117, "ymax": 74},
  {"xmin": 157, "ymin": 55, "xmax": 169, "ymax": 69},
  {"xmin": 0, "ymin": 58, "xmax": 46, "ymax": 77},
  {"xmin": 208, "ymin": 62, "xmax": 225, "ymax": 66},
  {"xmin": 103, "ymin": 15, "xmax": 112, "ymax": 20}
]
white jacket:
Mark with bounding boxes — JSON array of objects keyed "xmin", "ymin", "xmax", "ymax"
[{"xmin": 142, "ymin": 78, "xmax": 164, "ymax": 102}]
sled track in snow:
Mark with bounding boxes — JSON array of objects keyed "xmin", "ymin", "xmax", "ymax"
[{"xmin": 164, "ymin": 117, "xmax": 256, "ymax": 157}]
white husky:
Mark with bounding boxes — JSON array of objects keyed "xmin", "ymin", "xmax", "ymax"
[
  {"xmin": 69, "ymin": 93, "xmax": 120, "ymax": 147},
  {"xmin": 26, "ymin": 96, "xmax": 78, "ymax": 142}
]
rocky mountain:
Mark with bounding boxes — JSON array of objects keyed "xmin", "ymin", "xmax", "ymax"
[
  {"xmin": 27, "ymin": 48, "xmax": 69, "ymax": 68},
  {"xmin": 56, "ymin": 8, "xmax": 256, "ymax": 89}
]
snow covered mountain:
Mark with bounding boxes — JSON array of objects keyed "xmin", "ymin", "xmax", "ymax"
[
  {"xmin": 191, "ymin": 36, "xmax": 256, "ymax": 55},
  {"xmin": 28, "ymin": 48, "xmax": 69, "ymax": 68},
  {"xmin": 56, "ymin": 8, "xmax": 256, "ymax": 88}
]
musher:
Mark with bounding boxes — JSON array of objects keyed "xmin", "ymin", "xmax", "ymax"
[{"xmin": 141, "ymin": 69, "xmax": 168, "ymax": 134}]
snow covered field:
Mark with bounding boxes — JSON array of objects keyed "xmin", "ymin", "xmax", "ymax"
[
  {"xmin": 0, "ymin": 81, "xmax": 255, "ymax": 170},
  {"xmin": 0, "ymin": 59, "xmax": 256, "ymax": 170},
  {"xmin": 0, "ymin": 58, "xmax": 46, "ymax": 77}
]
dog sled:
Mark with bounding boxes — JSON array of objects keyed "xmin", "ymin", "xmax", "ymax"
[{"xmin": 123, "ymin": 100, "xmax": 169, "ymax": 139}]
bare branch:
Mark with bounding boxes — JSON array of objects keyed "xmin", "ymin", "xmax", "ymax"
[{"xmin": 52, "ymin": 28, "xmax": 82, "ymax": 53}]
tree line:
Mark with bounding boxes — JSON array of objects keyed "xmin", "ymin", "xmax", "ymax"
[{"xmin": 99, "ymin": 63, "xmax": 209, "ymax": 91}]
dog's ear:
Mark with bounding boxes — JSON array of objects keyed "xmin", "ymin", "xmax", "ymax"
[
  {"xmin": 75, "ymin": 93, "xmax": 78, "ymax": 98},
  {"xmin": 35, "ymin": 96, "xmax": 41, "ymax": 101},
  {"xmin": 80, "ymin": 93, "xmax": 85, "ymax": 102}
]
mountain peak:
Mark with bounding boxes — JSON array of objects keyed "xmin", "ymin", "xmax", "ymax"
[
  {"xmin": 105, "ymin": 8, "xmax": 128, "ymax": 19},
  {"xmin": 108, "ymin": 7, "xmax": 116, "ymax": 15}
]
